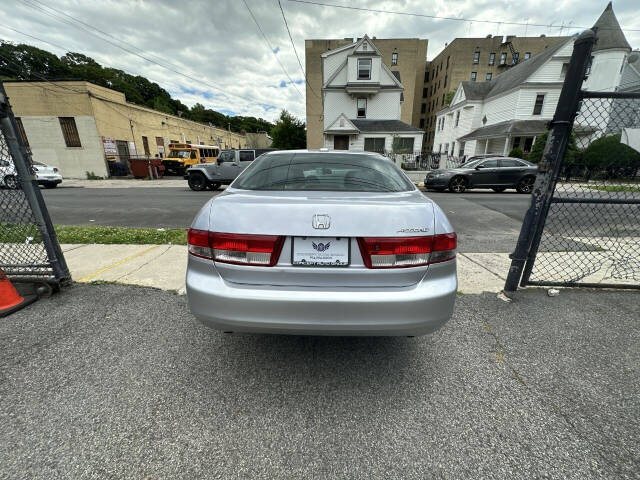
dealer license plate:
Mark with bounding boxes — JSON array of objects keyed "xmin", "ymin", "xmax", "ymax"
[{"xmin": 292, "ymin": 237, "xmax": 349, "ymax": 267}]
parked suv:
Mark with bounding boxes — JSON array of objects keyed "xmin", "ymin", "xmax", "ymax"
[{"xmin": 186, "ymin": 148, "xmax": 276, "ymax": 191}]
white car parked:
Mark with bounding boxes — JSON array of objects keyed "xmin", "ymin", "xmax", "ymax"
[{"xmin": 0, "ymin": 159, "xmax": 63, "ymax": 189}]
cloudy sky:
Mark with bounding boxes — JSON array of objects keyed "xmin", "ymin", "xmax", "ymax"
[{"xmin": 1, "ymin": 0, "xmax": 639, "ymax": 122}]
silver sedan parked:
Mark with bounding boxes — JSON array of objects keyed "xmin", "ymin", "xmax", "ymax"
[{"xmin": 186, "ymin": 150, "xmax": 457, "ymax": 336}]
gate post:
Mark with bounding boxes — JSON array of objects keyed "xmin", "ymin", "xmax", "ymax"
[
  {"xmin": 504, "ymin": 30, "xmax": 596, "ymax": 292},
  {"xmin": 0, "ymin": 80, "xmax": 71, "ymax": 284}
]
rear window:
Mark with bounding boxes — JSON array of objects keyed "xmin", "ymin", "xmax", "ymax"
[{"xmin": 232, "ymin": 153, "xmax": 414, "ymax": 192}]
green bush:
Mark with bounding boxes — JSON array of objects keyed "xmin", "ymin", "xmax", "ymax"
[
  {"xmin": 508, "ymin": 147, "xmax": 524, "ymax": 159},
  {"xmin": 581, "ymin": 134, "xmax": 640, "ymax": 169},
  {"xmin": 526, "ymin": 131, "xmax": 578, "ymax": 164}
]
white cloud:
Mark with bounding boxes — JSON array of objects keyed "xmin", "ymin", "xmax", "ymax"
[{"xmin": 1, "ymin": 0, "xmax": 638, "ymax": 123}]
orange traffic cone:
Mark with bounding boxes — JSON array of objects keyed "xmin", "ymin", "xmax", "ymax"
[{"xmin": 0, "ymin": 268, "xmax": 29, "ymax": 316}]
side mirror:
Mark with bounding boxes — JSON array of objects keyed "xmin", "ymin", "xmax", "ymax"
[{"xmin": 475, "ymin": 165, "xmax": 484, "ymax": 170}]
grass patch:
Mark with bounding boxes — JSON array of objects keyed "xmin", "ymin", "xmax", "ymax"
[
  {"xmin": 55, "ymin": 225, "xmax": 187, "ymax": 244},
  {"xmin": 587, "ymin": 185, "xmax": 640, "ymax": 193},
  {"xmin": 1, "ymin": 223, "xmax": 186, "ymax": 245}
]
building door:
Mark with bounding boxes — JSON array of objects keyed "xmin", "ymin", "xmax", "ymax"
[
  {"xmin": 333, "ymin": 135, "xmax": 349, "ymax": 150},
  {"xmin": 116, "ymin": 140, "xmax": 130, "ymax": 162}
]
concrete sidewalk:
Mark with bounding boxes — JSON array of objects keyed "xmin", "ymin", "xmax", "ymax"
[{"xmin": 61, "ymin": 243, "xmax": 510, "ymax": 294}]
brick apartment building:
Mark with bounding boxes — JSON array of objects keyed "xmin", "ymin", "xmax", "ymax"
[{"xmin": 420, "ymin": 35, "xmax": 568, "ymax": 151}]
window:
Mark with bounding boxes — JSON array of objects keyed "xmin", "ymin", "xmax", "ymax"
[
  {"xmin": 419, "ymin": 118, "xmax": 425, "ymax": 128},
  {"xmin": 424, "ymin": 71, "xmax": 429, "ymax": 82},
  {"xmin": 459, "ymin": 142, "xmax": 465, "ymax": 157},
  {"xmin": 499, "ymin": 53, "xmax": 507, "ymax": 65},
  {"xmin": 488, "ymin": 53, "xmax": 496, "ymax": 65},
  {"xmin": 442, "ymin": 93, "xmax": 445, "ymax": 105},
  {"xmin": 217, "ymin": 151, "xmax": 235, "ymax": 163},
  {"xmin": 421, "ymin": 103, "xmax": 426, "ymax": 114},
  {"xmin": 470, "ymin": 72, "xmax": 477, "ymax": 82},
  {"xmin": 59, "ymin": 117, "xmax": 81, "ymax": 147},
  {"xmin": 357, "ymin": 58, "xmax": 372, "ymax": 80},
  {"xmin": 486, "ymin": 72, "xmax": 492, "ymax": 81},
  {"xmin": 446, "ymin": 56, "xmax": 450, "ymax": 68},
  {"xmin": 15, "ymin": 117, "xmax": 29, "ymax": 147},
  {"xmin": 524, "ymin": 52, "xmax": 531, "ymax": 60},
  {"xmin": 533, "ymin": 94, "xmax": 545, "ymax": 115},
  {"xmin": 357, "ymin": 98, "xmax": 367, "ymax": 118},
  {"xmin": 427, "ymin": 102, "xmax": 431, "ymax": 113},
  {"xmin": 364, "ymin": 137, "xmax": 385, "ymax": 152},
  {"xmin": 391, "ymin": 52, "xmax": 398, "ymax": 65},
  {"xmin": 499, "ymin": 159, "xmax": 525, "ymax": 167},
  {"xmin": 444, "ymin": 74, "xmax": 447, "ymax": 88},
  {"xmin": 422, "ymin": 87, "xmax": 427, "ymax": 98},
  {"xmin": 393, "ymin": 137, "xmax": 414, "ymax": 153},
  {"xmin": 473, "ymin": 51, "xmax": 480, "ymax": 64},
  {"xmin": 455, "ymin": 110, "xmax": 460, "ymax": 127},
  {"xmin": 512, "ymin": 52, "xmax": 519, "ymax": 64},
  {"xmin": 479, "ymin": 159, "xmax": 499, "ymax": 168},
  {"xmin": 232, "ymin": 153, "xmax": 414, "ymax": 192},
  {"xmin": 142, "ymin": 136, "xmax": 150, "ymax": 156},
  {"xmin": 239, "ymin": 150, "xmax": 255, "ymax": 162}
]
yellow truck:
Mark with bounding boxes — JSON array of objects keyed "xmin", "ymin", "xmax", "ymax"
[{"xmin": 162, "ymin": 143, "xmax": 220, "ymax": 175}]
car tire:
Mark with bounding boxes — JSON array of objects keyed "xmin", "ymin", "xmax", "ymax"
[
  {"xmin": 516, "ymin": 176, "xmax": 535, "ymax": 194},
  {"xmin": 4, "ymin": 175, "xmax": 18, "ymax": 189},
  {"xmin": 188, "ymin": 172, "xmax": 208, "ymax": 191},
  {"xmin": 492, "ymin": 187, "xmax": 507, "ymax": 192},
  {"xmin": 448, "ymin": 176, "xmax": 467, "ymax": 193},
  {"xmin": 208, "ymin": 182, "xmax": 221, "ymax": 190}
]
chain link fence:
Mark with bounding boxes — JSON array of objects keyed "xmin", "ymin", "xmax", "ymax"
[
  {"xmin": 0, "ymin": 81, "xmax": 70, "ymax": 285},
  {"xmin": 525, "ymin": 95, "xmax": 640, "ymax": 287}
]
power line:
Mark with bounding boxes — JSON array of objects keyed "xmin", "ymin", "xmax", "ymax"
[
  {"xmin": 241, "ymin": 0, "xmax": 304, "ymax": 99},
  {"xmin": 16, "ymin": 0, "xmax": 274, "ymax": 108},
  {"xmin": 287, "ymin": 0, "xmax": 640, "ymax": 32},
  {"xmin": 277, "ymin": 0, "xmax": 319, "ymax": 99}
]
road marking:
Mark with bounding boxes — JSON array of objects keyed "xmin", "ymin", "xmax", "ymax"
[{"xmin": 77, "ymin": 246, "xmax": 161, "ymax": 283}]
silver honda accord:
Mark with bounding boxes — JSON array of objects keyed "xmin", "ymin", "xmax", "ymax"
[{"xmin": 186, "ymin": 150, "xmax": 457, "ymax": 336}]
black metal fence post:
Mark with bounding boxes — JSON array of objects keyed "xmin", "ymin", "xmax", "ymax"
[
  {"xmin": 504, "ymin": 30, "xmax": 596, "ymax": 292},
  {"xmin": 0, "ymin": 80, "xmax": 71, "ymax": 284}
]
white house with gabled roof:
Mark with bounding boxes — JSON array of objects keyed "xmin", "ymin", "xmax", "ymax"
[
  {"xmin": 321, "ymin": 35, "xmax": 423, "ymax": 154},
  {"xmin": 432, "ymin": 3, "xmax": 637, "ymax": 159}
]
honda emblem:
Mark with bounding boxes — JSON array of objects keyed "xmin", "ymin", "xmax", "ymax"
[{"xmin": 312, "ymin": 214, "xmax": 331, "ymax": 229}]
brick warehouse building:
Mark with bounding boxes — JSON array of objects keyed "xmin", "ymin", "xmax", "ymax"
[{"xmin": 4, "ymin": 81, "xmax": 250, "ymax": 178}]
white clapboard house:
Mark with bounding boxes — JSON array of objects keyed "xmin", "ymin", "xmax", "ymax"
[
  {"xmin": 432, "ymin": 3, "xmax": 637, "ymax": 158},
  {"xmin": 321, "ymin": 35, "xmax": 423, "ymax": 155}
]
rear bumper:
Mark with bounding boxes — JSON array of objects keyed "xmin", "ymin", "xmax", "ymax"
[{"xmin": 186, "ymin": 256, "xmax": 457, "ymax": 336}]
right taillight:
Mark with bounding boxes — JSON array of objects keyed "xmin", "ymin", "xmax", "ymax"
[
  {"xmin": 357, "ymin": 233, "xmax": 456, "ymax": 269},
  {"xmin": 187, "ymin": 229, "xmax": 284, "ymax": 267}
]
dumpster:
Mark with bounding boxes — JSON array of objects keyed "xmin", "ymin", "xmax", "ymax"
[{"xmin": 129, "ymin": 158, "xmax": 165, "ymax": 179}]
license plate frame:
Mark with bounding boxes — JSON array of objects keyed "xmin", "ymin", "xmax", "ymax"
[{"xmin": 291, "ymin": 237, "xmax": 350, "ymax": 267}]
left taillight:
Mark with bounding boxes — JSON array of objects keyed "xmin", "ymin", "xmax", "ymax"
[
  {"xmin": 357, "ymin": 233, "xmax": 456, "ymax": 269},
  {"xmin": 187, "ymin": 229, "xmax": 285, "ymax": 267}
]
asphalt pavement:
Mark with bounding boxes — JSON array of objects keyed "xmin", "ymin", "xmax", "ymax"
[
  {"xmin": 41, "ymin": 186, "xmax": 531, "ymax": 253},
  {"xmin": 1, "ymin": 284, "xmax": 638, "ymax": 479}
]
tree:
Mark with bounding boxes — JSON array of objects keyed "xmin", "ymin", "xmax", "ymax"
[
  {"xmin": 270, "ymin": 110, "xmax": 306, "ymax": 149},
  {"xmin": 526, "ymin": 131, "xmax": 577, "ymax": 164},
  {"xmin": 444, "ymin": 91, "xmax": 455, "ymax": 107}
]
